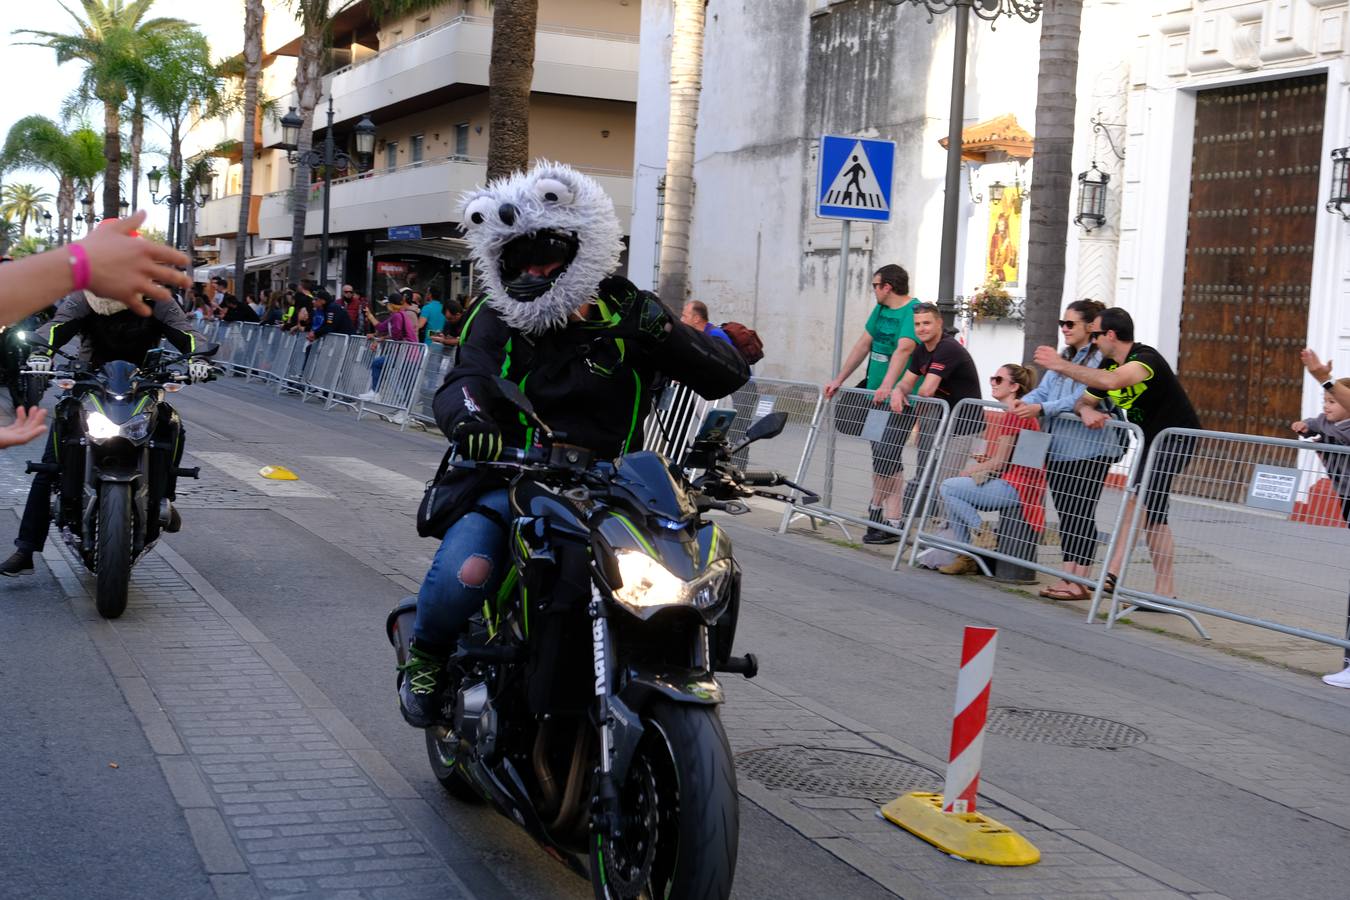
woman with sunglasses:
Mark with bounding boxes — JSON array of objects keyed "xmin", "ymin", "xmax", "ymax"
[
  {"xmin": 933, "ymin": 364, "xmax": 1046, "ymax": 575},
  {"xmin": 1009, "ymin": 299, "xmax": 1116, "ymax": 600}
]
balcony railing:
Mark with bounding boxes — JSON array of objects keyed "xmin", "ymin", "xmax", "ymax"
[{"xmin": 325, "ymin": 14, "xmax": 637, "ymax": 81}]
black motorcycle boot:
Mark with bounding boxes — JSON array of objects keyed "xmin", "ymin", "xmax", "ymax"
[
  {"xmin": 160, "ymin": 499, "xmax": 182, "ymax": 534},
  {"xmin": 398, "ymin": 642, "xmax": 448, "ymax": 728},
  {"xmin": 0, "ymin": 549, "xmax": 33, "ymax": 577}
]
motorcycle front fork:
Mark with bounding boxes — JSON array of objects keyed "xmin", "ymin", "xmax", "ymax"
[{"xmin": 589, "ymin": 587, "xmax": 621, "ymax": 835}]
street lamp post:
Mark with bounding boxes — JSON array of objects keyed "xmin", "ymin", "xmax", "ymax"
[
  {"xmin": 887, "ymin": 0, "xmax": 1043, "ymax": 319},
  {"xmin": 279, "ymin": 97, "xmax": 376, "ymax": 293},
  {"xmin": 146, "ymin": 166, "xmax": 181, "ymax": 246}
]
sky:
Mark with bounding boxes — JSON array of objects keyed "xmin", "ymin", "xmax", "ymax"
[{"xmin": 0, "ymin": 0, "xmax": 247, "ymax": 235}]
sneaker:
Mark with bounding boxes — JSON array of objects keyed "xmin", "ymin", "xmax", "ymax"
[
  {"xmin": 1321, "ymin": 666, "xmax": 1350, "ymax": 688},
  {"xmin": 862, "ymin": 528, "xmax": 900, "ymax": 545},
  {"xmin": 939, "ymin": 554, "xmax": 980, "ymax": 576},
  {"xmin": 0, "ymin": 550, "xmax": 33, "ymax": 577},
  {"xmin": 398, "ymin": 643, "xmax": 447, "ymax": 728},
  {"xmin": 358, "ymin": 390, "xmax": 380, "ymax": 402},
  {"xmin": 391, "ymin": 411, "xmax": 409, "ymax": 426}
]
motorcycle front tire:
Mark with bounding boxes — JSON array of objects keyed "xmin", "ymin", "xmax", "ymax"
[
  {"xmin": 590, "ymin": 701, "xmax": 738, "ymax": 900},
  {"xmin": 95, "ymin": 482, "xmax": 133, "ymax": 619}
]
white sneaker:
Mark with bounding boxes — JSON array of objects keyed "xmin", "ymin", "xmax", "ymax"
[
  {"xmin": 391, "ymin": 411, "xmax": 408, "ymax": 425},
  {"xmin": 1321, "ymin": 666, "xmax": 1350, "ymax": 688},
  {"xmin": 357, "ymin": 390, "xmax": 379, "ymax": 402}
]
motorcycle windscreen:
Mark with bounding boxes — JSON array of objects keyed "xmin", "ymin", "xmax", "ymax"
[{"xmin": 609, "ymin": 451, "xmax": 697, "ymax": 524}]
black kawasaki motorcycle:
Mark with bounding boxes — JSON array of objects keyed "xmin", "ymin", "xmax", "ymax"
[
  {"xmin": 21, "ymin": 340, "xmax": 215, "ymax": 618},
  {"xmin": 388, "ymin": 386, "xmax": 817, "ymax": 900},
  {"xmin": 1, "ymin": 311, "xmax": 50, "ymax": 410}
]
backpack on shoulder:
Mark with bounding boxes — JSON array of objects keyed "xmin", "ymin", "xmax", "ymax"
[{"xmin": 720, "ymin": 321, "xmax": 764, "ymax": 364}]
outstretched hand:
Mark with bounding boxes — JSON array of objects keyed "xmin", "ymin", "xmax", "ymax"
[
  {"xmin": 1301, "ymin": 348, "xmax": 1332, "ymax": 383},
  {"xmin": 0, "ymin": 406, "xmax": 48, "ymax": 448},
  {"xmin": 80, "ymin": 211, "xmax": 190, "ymax": 315}
]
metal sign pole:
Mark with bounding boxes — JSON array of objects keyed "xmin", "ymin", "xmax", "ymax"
[{"xmin": 824, "ymin": 218, "xmax": 851, "ymax": 509}]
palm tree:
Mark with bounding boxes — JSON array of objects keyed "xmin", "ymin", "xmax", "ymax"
[
  {"xmin": 235, "ymin": 0, "xmax": 265, "ymax": 294},
  {"xmin": 16, "ymin": 0, "xmax": 190, "ymax": 220},
  {"xmin": 139, "ymin": 29, "xmax": 227, "ymax": 249},
  {"xmin": 286, "ymin": 0, "xmax": 335, "ymax": 286},
  {"xmin": 0, "ymin": 184, "xmax": 55, "ymax": 238},
  {"xmin": 181, "ymin": 155, "xmax": 214, "ymax": 283},
  {"xmin": 487, "ymin": 0, "xmax": 538, "ymax": 182},
  {"xmin": 656, "ymin": 0, "xmax": 706, "ymax": 306},
  {"xmin": 2, "ymin": 116, "xmax": 104, "ymax": 244},
  {"xmin": 1023, "ymin": 0, "xmax": 1084, "ymax": 362}
]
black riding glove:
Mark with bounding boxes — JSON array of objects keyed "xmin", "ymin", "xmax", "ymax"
[
  {"xmin": 613, "ymin": 290, "xmax": 674, "ymax": 345},
  {"xmin": 452, "ymin": 418, "xmax": 503, "ymax": 461}
]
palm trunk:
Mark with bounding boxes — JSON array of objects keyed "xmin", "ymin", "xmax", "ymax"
[
  {"xmin": 237, "ymin": 0, "xmax": 264, "ymax": 294},
  {"xmin": 656, "ymin": 0, "xmax": 706, "ymax": 306},
  {"xmin": 486, "ymin": 0, "xmax": 538, "ymax": 182},
  {"xmin": 57, "ymin": 177, "xmax": 74, "ymax": 245},
  {"xmin": 168, "ymin": 127, "xmax": 183, "ymax": 248},
  {"xmin": 183, "ymin": 190, "xmax": 196, "ymax": 283},
  {"xmin": 130, "ymin": 94, "xmax": 144, "ymax": 212},
  {"xmin": 102, "ymin": 99, "xmax": 122, "ymax": 220},
  {"xmin": 1023, "ymin": 0, "xmax": 1083, "ymax": 363},
  {"xmin": 288, "ymin": 23, "xmax": 325, "ymax": 286}
]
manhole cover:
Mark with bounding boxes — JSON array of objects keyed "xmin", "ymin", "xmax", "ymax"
[
  {"xmin": 985, "ymin": 708, "xmax": 1147, "ymax": 749},
  {"xmin": 737, "ymin": 746, "xmax": 939, "ymax": 803}
]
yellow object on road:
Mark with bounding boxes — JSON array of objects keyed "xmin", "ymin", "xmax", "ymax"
[
  {"xmin": 879, "ymin": 792, "xmax": 1040, "ymax": 866},
  {"xmin": 259, "ymin": 465, "xmax": 299, "ymax": 481}
]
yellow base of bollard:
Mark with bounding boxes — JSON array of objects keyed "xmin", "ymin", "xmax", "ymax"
[
  {"xmin": 258, "ymin": 465, "xmax": 299, "ymax": 481},
  {"xmin": 879, "ymin": 792, "xmax": 1040, "ymax": 866}
]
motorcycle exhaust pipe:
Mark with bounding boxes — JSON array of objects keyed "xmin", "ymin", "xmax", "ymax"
[
  {"xmin": 716, "ymin": 652, "xmax": 759, "ymax": 679},
  {"xmin": 532, "ymin": 721, "xmax": 561, "ymax": 820},
  {"xmin": 549, "ymin": 726, "xmax": 592, "ymax": 835}
]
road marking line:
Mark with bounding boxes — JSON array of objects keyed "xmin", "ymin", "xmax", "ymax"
[
  {"xmin": 310, "ymin": 456, "xmax": 427, "ymax": 501},
  {"xmin": 191, "ymin": 451, "xmax": 333, "ymax": 498}
]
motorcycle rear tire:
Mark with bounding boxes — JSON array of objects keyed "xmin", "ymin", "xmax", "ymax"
[
  {"xmin": 95, "ymin": 482, "xmax": 133, "ymax": 619},
  {"xmin": 425, "ymin": 728, "xmax": 481, "ymax": 803},
  {"xmin": 590, "ymin": 701, "xmax": 738, "ymax": 900}
]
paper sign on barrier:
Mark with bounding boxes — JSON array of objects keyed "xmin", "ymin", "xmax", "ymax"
[
  {"xmin": 1010, "ymin": 430, "xmax": 1052, "ymax": 470},
  {"xmin": 861, "ymin": 408, "xmax": 891, "ymax": 443},
  {"xmin": 1246, "ymin": 465, "xmax": 1299, "ymax": 514},
  {"xmin": 754, "ymin": 396, "xmax": 776, "ymax": 419}
]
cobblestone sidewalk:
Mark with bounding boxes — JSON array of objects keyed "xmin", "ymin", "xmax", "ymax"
[{"xmin": 43, "ymin": 539, "xmax": 484, "ymax": 900}]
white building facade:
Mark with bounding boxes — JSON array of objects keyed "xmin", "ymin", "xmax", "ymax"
[{"xmin": 632, "ymin": 0, "xmax": 1348, "ymax": 437}]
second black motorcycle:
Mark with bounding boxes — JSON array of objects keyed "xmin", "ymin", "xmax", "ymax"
[{"xmin": 21, "ymin": 339, "xmax": 216, "ymax": 618}]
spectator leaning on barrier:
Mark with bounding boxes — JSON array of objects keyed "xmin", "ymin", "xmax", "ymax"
[
  {"xmin": 1037, "ymin": 307, "xmax": 1200, "ymax": 600},
  {"xmin": 824, "ymin": 264, "xmax": 920, "ymax": 544},
  {"xmin": 680, "ymin": 300, "xmax": 733, "ymax": 346},
  {"xmin": 421, "ymin": 292, "xmax": 446, "ymax": 345},
  {"xmin": 932, "ymin": 364, "xmax": 1045, "ymax": 576},
  {"xmin": 309, "ymin": 289, "xmax": 354, "ymax": 341},
  {"xmin": 1297, "ymin": 349, "xmax": 1350, "ymax": 688},
  {"xmin": 1010, "ymin": 299, "xmax": 1114, "ymax": 601},
  {"xmin": 360, "ymin": 293, "xmax": 421, "ymax": 402}
]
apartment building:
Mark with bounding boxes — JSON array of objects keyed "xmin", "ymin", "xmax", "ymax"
[{"xmin": 194, "ymin": 0, "xmax": 639, "ymax": 302}]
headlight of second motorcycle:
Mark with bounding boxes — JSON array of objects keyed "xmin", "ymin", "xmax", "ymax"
[
  {"xmin": 612, "ymin": 552, "xmax": 733, "ymax": 621},
  {"xmin": 85, "ymin": 410, "xmax": 151, "ymax": 443}
]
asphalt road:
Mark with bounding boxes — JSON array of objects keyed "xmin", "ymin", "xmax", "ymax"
[{"xmin": 0, "ymin": 375, "xmax": 1347, "ymax": 899}]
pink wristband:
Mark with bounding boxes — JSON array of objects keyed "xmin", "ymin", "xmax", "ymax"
[{"xmin": 68, "ymin": 244, "xmax": 91, "ymax": 292}]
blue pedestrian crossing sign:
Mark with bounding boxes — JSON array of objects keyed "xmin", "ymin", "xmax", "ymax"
[{"xmin": 817, "ymin": 135, "xmax": 895, "ymax": 222}]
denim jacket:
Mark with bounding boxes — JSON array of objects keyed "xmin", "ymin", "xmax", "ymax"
[{"xmin": 1021, "ymin": 344, "xmax": 1113, "ymax": 462}]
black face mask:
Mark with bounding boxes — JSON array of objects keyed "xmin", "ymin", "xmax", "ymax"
[
  {"xmin": 502, "ymin": 272, "xmax": 559, "ymax": 302},
  {"xmin": 499, "ymin": 231, "xmax": 579, "ymax": 281}
]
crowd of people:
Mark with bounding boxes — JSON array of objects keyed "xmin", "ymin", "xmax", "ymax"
[{"xmin": 823, "ymin": 261, "xmax": 1350, "ymax": 689}]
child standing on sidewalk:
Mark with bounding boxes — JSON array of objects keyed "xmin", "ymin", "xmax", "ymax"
[{"xmin": 1291, "ymin": 375, "xmax": 1350, "ymax": 688}]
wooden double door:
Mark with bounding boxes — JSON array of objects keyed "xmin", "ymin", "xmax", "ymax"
[{"xmin": 1179, "ymin": 74, "xmax": 1326, "ymax": 436}]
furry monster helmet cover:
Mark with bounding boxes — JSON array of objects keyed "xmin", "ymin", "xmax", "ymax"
[{"xmin": 458, "ymin": 161, "xmax": 623, "ymax": 335}]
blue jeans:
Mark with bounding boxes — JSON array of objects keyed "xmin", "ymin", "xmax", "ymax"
[
  {"xmin": 413, "ymin": 488, "xmax": 511, "ymax": 652},
  {"xmin": 369, "ymin": 355, "xmax": 386, "ymax": 391},
  {"xmin": 939, "ymin": 476, "xmax": 1020, "ymax": 544}
]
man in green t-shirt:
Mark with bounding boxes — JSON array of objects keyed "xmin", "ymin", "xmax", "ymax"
[{"xmin": 824, "ymin": 263, "xmax": 919, "ymax": 543}]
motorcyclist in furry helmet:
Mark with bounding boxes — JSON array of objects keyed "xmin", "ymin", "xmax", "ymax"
[{"xmin": 398, "ymin": 161, "xmax": 749, "ymax": 726}]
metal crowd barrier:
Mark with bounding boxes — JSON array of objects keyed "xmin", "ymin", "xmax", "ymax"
[
  {"xmin": 410, "ymin": 345, "xmax": 458, "ymax": 429},
  {"xmin": 644, "ymin": 382, "xmax": 714, "ymax": 460},
  {"xmin": 905, "ymin": 400, "xmax": 1148, "ymax": 597},
  {"xmin": 1101, "ymin": 427, "xmax": 1350, "ymax": 653},
  {"xmin": 781, "ymin": 387, "xmax": 951, "ymax": 552},
  {"xmin": 320, "ymin": 337, "xmax": 427, "ymax": 429},
  {"xmin": 300, "ymin": 333, "xmax": 358, "ymax": 404}
]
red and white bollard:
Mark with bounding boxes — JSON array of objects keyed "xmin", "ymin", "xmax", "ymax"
[{"xmin": 942, "ymin": 626, "xmax": 998, "ymax": 814}]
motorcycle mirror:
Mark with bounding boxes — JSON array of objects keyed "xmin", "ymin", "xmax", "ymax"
[
  {"xmin": 495, "ymin": 377, "xmax": 535, "ymax": 417},
  {"xmin": 744, "ymin": 411, "xmax": 788, "ymax": 443}
]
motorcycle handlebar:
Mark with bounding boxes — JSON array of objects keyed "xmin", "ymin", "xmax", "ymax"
[{"xmin": 741, "ymin": 470, "xmax": 783, "ymax": 487}]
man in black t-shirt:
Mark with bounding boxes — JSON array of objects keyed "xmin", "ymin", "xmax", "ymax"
[
  {"xmin": 1036, "ymin": 307, "xmax": 1200, "ymax": 600},
  {"xmin": 892, "ymin": 303, "xmax": 984, "ymax": 517}
]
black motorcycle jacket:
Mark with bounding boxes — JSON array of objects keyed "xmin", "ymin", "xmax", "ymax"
[
  {"xmin": 35, "ymin": 292, "xmax": 207, "ymax": 368},
  {"xmin": 433, "ymin": 276, "xmax": 749, "ymax": 460}
]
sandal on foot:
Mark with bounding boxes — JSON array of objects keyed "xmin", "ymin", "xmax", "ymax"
[
  {"xmin": 1039, "ymin": 582, "xmax": 1075, "ymax": 599},
  {"xmin": 1102, "ymin": 572, "xmax": 1118, "ymax": 594},
  {"xmin": 1043, "ymin": 586, "xmax": 1091, "ymax": 601}
]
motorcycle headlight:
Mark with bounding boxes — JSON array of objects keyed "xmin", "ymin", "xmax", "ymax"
[
  {"xmin": 85, "ymin": 411, "xmax": 151, "ymax": 443},
  {"xmin": 85, "ymin": 411, "xmax": 120, "ymax": 441},
  {"xmin": 612, "ymin": 552, "xmax": 732, "ymax": 621}
]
